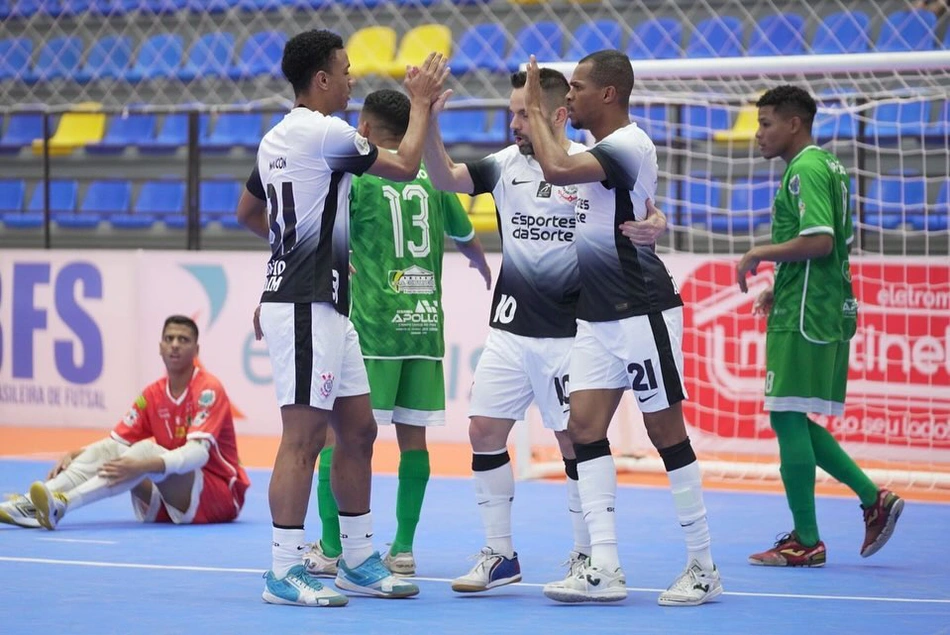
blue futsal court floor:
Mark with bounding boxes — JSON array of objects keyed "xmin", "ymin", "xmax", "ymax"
[{"xmin": 1, "ymin": 459, "xmax": 948, "ymax": 635}]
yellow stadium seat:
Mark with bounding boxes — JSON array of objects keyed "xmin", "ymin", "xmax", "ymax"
[
  {"xmin": 386, "ymin": 24, "xmax": 452, "ymax": 79},
  {"xmin": 455, "ymin": 192, "xmax": 472, "ymax": 213},
  {"xmin": 31, "ymin": 102, "xmax": 105, "ymax": 156},
  {"xmin": 470, "ymin": 193, "xmax": 497, "ymax": 232},
  {"xmin": 347, "ymin": 26, "xmax": 397, "ymax": 78},
  {"xmin": 713, "ymin": 103, "xmax": 758, "ymax": 143}
]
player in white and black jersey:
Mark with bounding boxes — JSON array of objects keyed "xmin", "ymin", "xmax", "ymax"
[
  {"xmin": 424, "ymin": 69, "xmax": 666, "ymax": 595},
  {"xmin": 235, "ymin": 29, "xmax": 448, "ymax": 607},
  {"xmin": 523, "ymin": 51, "xmax": 722, "ymax": 607}
]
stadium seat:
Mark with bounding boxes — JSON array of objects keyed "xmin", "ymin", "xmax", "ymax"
[
  {"xmin": 929, "ymin": 100, "xmax": 950, "ymax": 138},
  {"xmin": 747, "ymin": 13, "xmax": 806, "ymax": 57},
  {"xmin": 26, "ymin": 36, "xmax": 83, "ymax": 83},
  {"xmin": 678, "ymin": 104, "xmax": 731, "ymax": 140},
  {"xmin": 685, "ymin": 16, "xmax": 744, "ymax": 59},
  {"xmin": 31, "ymin": 103, "xmax": 106, "ymax": 156},
  {"xmin": 713, "ymin": 103, "xmax": 757, "ymax": 142},
  {"xmin": 469, "ymin": 193, "xmax": 497, "ymax": 232},
  {"xmin": 139, "ymin": 0, "xmax": 188, "ymax": 14},
  {"xmin": 75, "ymin": 180, "xmax": 132, "ymax": 228},
  {"xmin": 200, "ymin": 179, "xmax": 240, "ymax": 217},
  {"xmin": 723, "ymin": 178, "xmax": 774, "ymax": 232},
  {"xmin": 266, "ymin": 111, "xmax": 285, "ymax": 131},
  {"xmin": 0, "ymin": 37, "xmax": 32, "ymax": 81},
  {"xmin": 112, "ymin": 179, "xmax": 183, "ymax": 229},
  {"xmin": 191, "ymin": 0, "xmax": 233, "ymax": 13},
  {"xmin": 287, "ymin": 0, "xmax": 332, "ymax": 8},
  {"xmin": 875, "ymin": 10, "xmax": 938, "ymax": 53},
  {"xmin": 630, "ymin": 105, "xmax": 671, "ymax": 144},
  {"xmin": 927, "ymin": 180, "xmax": 950, "ymax": 231},
  {"xmin": 86, "ymin": 112, "xmax": 157, "ymax": 154},
  {"xmin": 449, "ymin": 23, "xmax": 506, "ymax": 75},
  {"xmin": 865, "ymin": 100, "xmax": 931, "ymax": 140},
  {"xmin": 505, "ymin": 21, "xmax": 563, "ymax": 72},
  {"xmin": 813, "ymin": 90, "xmax": 857, "ymax": 141},
  {"xmin": 679, "ymin": 176, "xmax": 723, "ymax": 228},
  {"xmin": 386, "ymin": 25, "xmax": 451, "ymax": 78},
  {"xmin": 0, "ymin": 112, "xmax": 44, "ymax": 153},
  {"xmin": 27, "ymin": 179, "xmax": 78, "ymax": 214},
  {"xmin": 0, "ymin": 179, "xmax": 38, "ymax": 228},
  {"xmin": 810, "ymin": 11, "xmax": 871, "ymax": 55},
  {"xmin": 229, "ymin": 31, "xmax": 287, "ymax": 79},
  {"xmin": 10, "ymin": 0, "xmax": 42, "ymax": 19},
  {"xmin": 440, "ymin": 106, "xmax": 504, "ymax": 145},
  {"xmin": 864, "ymin": 175, "xmax": 926, "ymax": 230},
  {"xmin": 138, "ymin": 112, "xmax": 209, "ymax": 153},
  {"xmin": 76, "ymin": 35, "xmax": 133, "ymax": 83},
  {"xmin": 564, "ymin": 20, "xmax": 623, "ymax": 62},
  {"xmin": 347, "ymin": 26, "xmax": 396, "ymax": 77},
  {"xmin": 202, "ymin": 112, "xmax": 263, "ymax": 151},
  {"xmin": 125, "ymin": 34, "xmax": 184, "ymax": 82},
  {"xmin": 454, "ymin": 192, "xmax": 472, "ymax": 214},
  {"xmin": 178, "ymin": 32, "xmax": 235, "ymax": 81},
  {"xmin": 627, "ymin": 17, "xmax": 681, "ymax": 60}
]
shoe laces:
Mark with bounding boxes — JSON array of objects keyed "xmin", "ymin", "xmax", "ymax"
[
  {"xmin": 668, "ymin": 566, "xmax": 700, "ymax": 593},
  {"xmin": 560, "ymin": 552, "xmax": 590, "ymax": 577},
  {"xmin": 772, "ymin": 532, "xmax": 796, "ymax": 548},
  {"xmin": 467, "ymin": 547, "xmax": 500, "ymax": 573}
]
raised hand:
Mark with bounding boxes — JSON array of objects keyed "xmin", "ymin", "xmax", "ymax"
[
  {"xmin": 404, "ymin": 52, "xmax": 450, "ymax": 103},
  {"xmin": 431, "ymin": 89, "xmax": 454, "ymax": 116},
  {"xmin": 524, "ymin": 55, "xmax": 542, "ymax": 110}
]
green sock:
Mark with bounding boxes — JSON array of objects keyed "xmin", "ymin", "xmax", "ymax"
[
  {"xmin": 771, "ymin": 411, "xmax": 820, "ymax": 547},
  {"xmin": 807, "ymin": 419, "xmax": 879, "ymax": 507},
  {"xmin": 391, "ymin": 449, "xmax": 430, "ymax": 556},
  {"xmin": 317, "ymin": 446, "xmax": 341, "ymax": 558}
]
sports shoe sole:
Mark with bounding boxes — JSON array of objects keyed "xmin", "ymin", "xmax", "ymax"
[
  {"xmin": 451, "ymin": 573, "xmax": 522, "ymax": 593},
  {"xmin": 748, "ymin": 557, "xmax": 825, "ymax": 567},
  {"xmin": 657, "ymin": 583, "xmax": 724, "ymax": 607},
  {"xmin": 334, "ymin": 576, "xmax": 419, "ymax": 598},
  {"xmin": 261, "ymin": 589, "xmax": 348, "ymax": 607},
  {"xmin": 543, "ymin": 586, "xmax": 628, "ymax": 603},
  {"xmin": 861, "ymin": 497, "xmax": 905, "ymax": 558},
  {"xmin": 29, "ymin": 483, "xmax": 58, "ymax": 531}
]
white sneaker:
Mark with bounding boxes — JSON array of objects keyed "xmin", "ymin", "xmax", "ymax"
[
  {"xmin": 542, "ymin": 560, "xmax": 627, "ymax": 603},
  {"xmin": 0, "ymin": 494, "xmax": 40, "ymax": 528},
  {"xmin": 450, "ymin": 547, "xmax": 521, "ymax": 593},
  {"xmin": 303, "ymin": 541, "xmax": 339, "ymax": 578},
  {"xmin": 657, "ymin": 559, "xmax": 723, "ymax": 607},
  {"xmin": 29, "ymin": 482, "xmax": 67, "ymax": 530},
  {"xmin": 383, "ymin": 550, "xmax": 416, "ymax": 576}
]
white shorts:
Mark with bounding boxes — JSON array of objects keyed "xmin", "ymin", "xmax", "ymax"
[
  {"xmin": 570, "ymin": 307, "xmax": 688, "ymax": 414},
  {"xmin": 468, "ymin": 328, "xmax": 573, "ymax": 431},
  {"xmin": 258, "ymin": 302, "xmax": 370, "ymax": 410}
]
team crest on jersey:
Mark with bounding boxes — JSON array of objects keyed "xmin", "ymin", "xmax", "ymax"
[
  {"xmin": 842, "ymin": 261, "xmax": 853, "ymax": 283},
  {"xmin": 555, "ymin": 184, "xmax": 578, "ymax": 204},
  {"xmin": 198, "ymin": 389, "xmax": 216, "ymax": 407},
  {"xmin": 798, "ymin": 199, "xmax": 806, "ymax": 217},
  {"xmin": 122, "ymin": 407, "xmax": 139, "ymax": 427},
  {"xmin": 388, "ymin": 265, "xmax": 436, "ymax": 294},
  {"xmin": 319, "ymin": 372, "xmax": 335, "ymax": 399},
  {"xmin": 536, "ymin": 181, "xmax": 553, "ymax": 198},
  {"xmin": 789, "ymin": 174, "xmax": 801, "ymax": 196},
  {"xmin": 354, "ymin": 134, "xmax": 371, "ymax": 156}
]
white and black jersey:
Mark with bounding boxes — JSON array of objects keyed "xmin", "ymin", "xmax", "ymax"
[
  {"xmin": 575, "ymin": 123, "xmax": 682, "ymax": 321},
  {"xmin": 466, "ymin": 142, "xmax": 586, "ymax": 338},
  {"xmin": 246, "ymin": 107, "xmax": 378, "ymax": 315}
]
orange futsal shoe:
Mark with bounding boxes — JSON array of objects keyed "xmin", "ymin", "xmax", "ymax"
[
  {"xmin": 748, "ymin": 532, "xmax": 826, "ymax": 567},
  {"xmin": 860, "ymin": 489, "xmax": 905, "ymax": 558}
]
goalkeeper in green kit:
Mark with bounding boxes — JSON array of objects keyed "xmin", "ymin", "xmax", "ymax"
[
  {"xmin": 303, "ymin": 89, "xmax": 492, "ymax": 577},
  {"xmin": 737, "ymin": 85, "xmax": 904, "ymax": 567}
]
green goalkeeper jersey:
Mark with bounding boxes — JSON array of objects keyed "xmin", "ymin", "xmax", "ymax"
[
  {"xmin": 768, "ymin": 145, "xmax": 858, "ymax": 343},
  {"xmin": 349, "ymin": 162, "xmax": 475, "ymax": 359}
]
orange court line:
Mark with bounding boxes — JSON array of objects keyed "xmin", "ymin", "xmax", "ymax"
[{"xmin": 1, "ymin": 426, "xmax": 947, "ymax": 503}]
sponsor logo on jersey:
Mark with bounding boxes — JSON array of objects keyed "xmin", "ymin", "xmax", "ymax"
[
  {"xmin": 319, "ymin": 372, "xmax": 335, "ymax": 399},
  {"xmin": 198, "ymin": 389, "xmax": 216, "ymax": 407},
  {"xmin": 537, "ymin": 181, "xmax": 553, "ymax": 198},
  {"xmin": 391, "ymin": 300, "xmax": 440, "ymax": 325},
  {"xmin": 510, "ymin": 212, "xmax": 575, "ymax": 242},
  {"xmin": 388, "ymin": 265, "xmax": 436, "ymax": 294}
]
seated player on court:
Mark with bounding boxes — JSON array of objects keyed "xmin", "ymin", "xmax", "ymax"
[{"xmin": 0, "ymin": 315, "xmax": 250, "ymax": 531}]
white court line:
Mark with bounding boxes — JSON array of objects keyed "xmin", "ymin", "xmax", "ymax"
[
  {"xmin": 36, "ymin": 538, "xmax": 117, "ymax": 545},
  {"xmin": 1, "ymin": 557, "xmax": 948, "ymax": 605}
]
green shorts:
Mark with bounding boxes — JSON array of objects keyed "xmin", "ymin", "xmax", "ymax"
[
  {"xmin": 364, "ymin": 358, "xmax": 445, "ymax": 427},
  {"xmin": 764, "ymin": 331, "xmax": 849, "ymax": 416}
]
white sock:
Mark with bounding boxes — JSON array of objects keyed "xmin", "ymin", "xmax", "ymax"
[
  {"xmin": 566, "ymin": 476, "xmax": 591, "ymax": 556},
  {"xmin": 473, "ymin": 457, "xmax": 515, "ymax": 558},
  {"xmin": 667, "ymin": 461, "xmax": 714, "ymax": 570},
  {"xmin": 578, "ymin": 454, "xmax": 619, "ymax": 571},
  {"xmin": 340, "ymin": 512, "xmax": 374, "ymax": 569},
  {"xmin": 65, "ymin": 440, "xmax": 165, "ymax": 511},
  {"xmin": 271, "ymin": 526, "xmax": 305, "ymax": 577},
  {"xmin": 45, "ymin": 438, "xmax": 123, "ymax": 493}
]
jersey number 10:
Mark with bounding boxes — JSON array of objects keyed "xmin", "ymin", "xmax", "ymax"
[{"xmin": 267, "ymin": 182, "xmax": 297, "ymax": 256}]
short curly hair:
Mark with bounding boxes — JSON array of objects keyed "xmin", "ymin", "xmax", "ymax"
[
  {"xmin": 281, "ymin": 30, "xmax": 345, "ymax": 96},
  {"xmin": 756, "ymin": 85, "xmax": 817, "ymax": 128}
]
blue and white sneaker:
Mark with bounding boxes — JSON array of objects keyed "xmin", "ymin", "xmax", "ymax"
[
  {"xmin": 451, "ymin": 547, "xmax": 522, "ymax": 593},
  {"xmin": 262, "ymin": 564, "xmax": 349, "ymax": 607},
  {"xmin": 335, "ymin": 551, "xmax": 420, "ymax": 598}
]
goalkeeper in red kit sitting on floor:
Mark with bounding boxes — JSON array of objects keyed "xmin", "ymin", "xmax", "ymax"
[{"xmin": 0, "ymin": 315, "xmax": 250, "ymax": 530}]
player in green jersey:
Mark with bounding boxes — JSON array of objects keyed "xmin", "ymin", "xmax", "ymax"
[
  {"xmin": 304, "ymin": 89, "xmax": 491, "ymax": 577},
  {"xmin": 737, "ymin": 85, "xmax": 903, "ymax": 567}
]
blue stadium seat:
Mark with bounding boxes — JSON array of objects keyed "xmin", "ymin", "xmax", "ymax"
[
  {"xmin": 0, "ymin": 37, "xmax": 33, "ymax": 81},
  {"xmin": 686, "ymin": 16, "xmax": 744, "ymax": 58},
  {"xmin": 191, "ymin": 0, "xmax": 234, "ymax": 13},
  {"xmin": 76, "ymin": 35, "xmax": 133, "ymax": 83},
  {"xmin": 505, "ymin": 21, "xmax": 563, "ymax": 72},
  {"xmin": 26, "ymin": 36, "xmax": 83, "ymax": 83},
  {"xmin": 929, "ymin": 101, "xmax": 950, "ymax": 138},
  {"xmin": 178, "ymin": 32, "xmax": 235, "ymax": 81},
  {"xmin": 927, "ymin": 181, "xmax": 950, "ymax": 231},
  {"xmin": 440, "ymin": 107, "xmax": 504, "ymax": 145},
  {"xmin": 139, "ymin": 0, "xmax": 188, "ymax": 14},
  {"xmin": 864, "ymin": 175, "xmax": 926, "ymax": 230},
  {"xmin": 10, "ymin": 0, "xmax": 42, "ymax": 19},
  {"xmin": 678, "ymin": 104, "xmax": 731, "ymax": 140},
  {"xmin": 564, "ymin": 20, "xmax": 623, "ymax": 62},
  {"xmin": 202, "ymin": 112, "xmax": 263, "ymax": 151},
  {"xmin": 747, "ymin": 13, "xmax": 806, "ymax": 57},
  {"xmin": 723, "ymin": 178, "xmax": 774, "ymax": 232},
  {"xmin": 630, "ymin": 105, "xmax": 671, "ymax": 144},
  {"xmin": 50, "ymin": 0, "xmax": 96, "ymax": 17},
  {"xmin": 865, "ymin": 100, "xmax": 931, "ymax": 140},
  {"xmin": 449, "ymin": 23, "xmax": 506, "ymax": 75},
  {"xmin": 112, "ymin": 179, "xmax": 183, "ymax": 229},
  {"xmin": 0, "ymin": 1, "xmax": 8, "ymax": 18},
  {"xmin": 86, "ymin": 113, "xmax": 157, "ymax": 154},
  {"xmin": 0, "ymin": 179, "xmax": 37, "ymax": 228},
  {"xmin": 238, "ymin": 0, "xmax": 288, "ymax": 11},
  {"xmin": 679, "ymin": 176, "xmax": 723, "ymax": 228},
  {"xmin": 200, "ymin": 179, "xmax": 240, "ymax": 216},
  {"xmin": 72, "ymin": 180, "xmax": 131, "ymax": 229},
  {"xmin": 811, "ymin": 11, "xmax": 871, "ymax": 54},
  {"xmin": 0, "ymin": 112, "xmax": 44, "ymax": 153},
  {"xmin": 627, "ymin": 18, "xmax": 681, "ymax": 60},
  {"xmin": 266, "ymin": 111, "xmax": 285, "ymax": 131},
  {"xmin": 286, "ymin": 0, "xmax": 332, "ymax": 8},
  {"xmin": 125, "ymin": 34, "xmax": 184, "ymax": 82},
  {"xmin": 28, "ymin": 179, "xmax": 78, "ymax": 214},
  {"xmin": 229, "ymin": 31, "xmax": 287, "ymax": 79},
  {"xmin": 876, "ymin": 10, "xmax": 938, "ymax": 53},
  {"xmin": 138, "ymin": 113, "xmax": 209, "ymax": 153}
]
